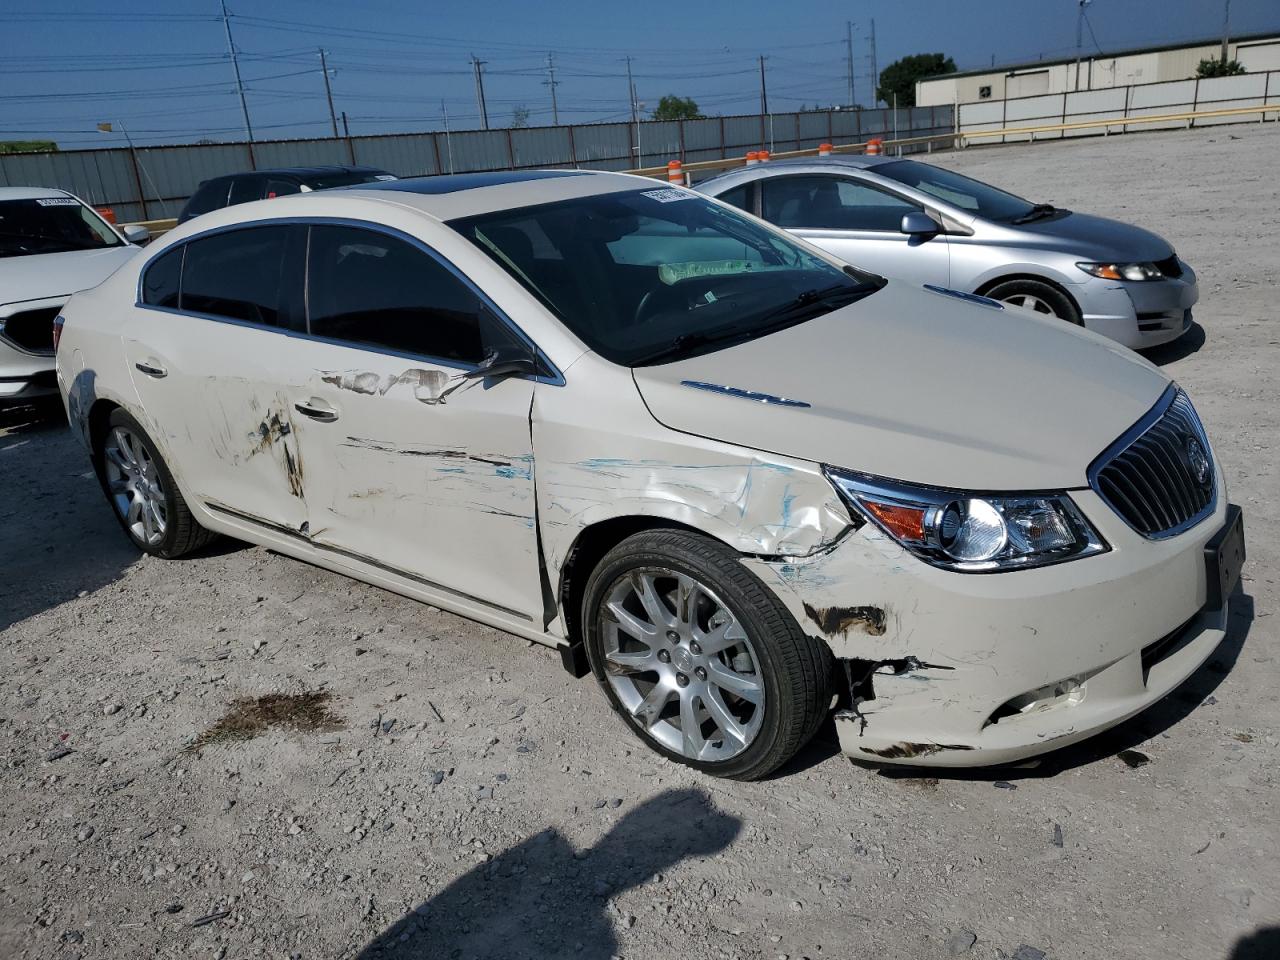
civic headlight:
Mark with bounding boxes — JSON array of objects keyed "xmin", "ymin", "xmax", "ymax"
[
  {"xmin": 1076, "ymin": 261, "xmax": 1165, "ymax": 281},
  {"xmin": 825, "ymin": 467, "xmax": 1107, "ymax": 572}
]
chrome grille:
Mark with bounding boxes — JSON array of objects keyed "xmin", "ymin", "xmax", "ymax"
[
  {"xmin": 0, "ymin": 307, "xmax": 59, "ymax": 355},
  {"xmin": 1089, "ymin": 388, "xmax": 1215, "ymax": 539}
]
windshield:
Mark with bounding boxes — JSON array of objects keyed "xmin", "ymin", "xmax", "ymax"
[
  {"xmin": 874, "ymin": 160, "xmax": 1040, "ymax": 223},
  {"xmin": 0, "ymin": 197, "xmax": 123, "ymax": 258},
  {"xmin": 449, "ymin": 187, "xmax": 880, "ymax": 366}
]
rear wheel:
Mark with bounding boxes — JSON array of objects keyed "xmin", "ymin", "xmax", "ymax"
[
  {"xmin": 987, "ymin": 279, "xmax": 1082, "ymax": 325},
  {"xmin": 96, "ymin": 409, "xmax": 216, "ymax": 558},
  {"xmin": 582, "ymin": 529, "xmax": 831, "ymax": 781}
]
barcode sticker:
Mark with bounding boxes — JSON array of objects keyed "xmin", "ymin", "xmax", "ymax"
[
  {"xmin": 641, "ymin": 188, "xmax": 695, "ymax": 203},
  {"xmin": 36, "ymin": 198, "xmax": 80, "ymax": 206}
]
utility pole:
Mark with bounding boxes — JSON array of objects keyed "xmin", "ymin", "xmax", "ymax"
[
  {"xmin": 543, "ymin": 53, "xmax": 560, "ymax": 126},
  {"xmin": 625, "ymin": 55, "xmax": 640, "ymax": 162},
  {"xmin": 1074, "ymin": 0, "xmax": 1091, "ymax": 92},
  {"xmin": 845, "ymin": 21, "xmax": 855, "ymax": 108},
  {"xmin": 219, "ymin": 0, "xmax": 254, "ymax": 144},
  {"xmin": 1221, "ymin": 0, "xmax": 1232, "ymax": 62},
  {"xmin": 319, "ymin": 48, "xmax": 338, "ymax": 138},
  {"xmin": 759, "ymin": 55, "xmax": 768, "ymax": 117},
  {"xmin": 869, "ymin": 19, "xmax": 879, "ymax": 106},
  {"xmin": 471, "ymin": 55, "xmax": 489, "ymax": 130}
]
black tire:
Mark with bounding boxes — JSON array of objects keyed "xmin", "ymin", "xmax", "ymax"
[
  {"xmin": 94, "ymin": 408, "xmax": 217, "ymax": 559},
  {"xmin": 582, "ymin": 529, "xmax": 832, "ymax": 781},
  {"xmin": 986, "ymin": 278, "xmax": 1082, "ymax": 325}
]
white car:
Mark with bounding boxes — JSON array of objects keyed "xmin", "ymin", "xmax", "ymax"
[
  {"xmin": 1, "ymin": 187, "xmax": 147, "ymax": 404},
  {"xmin": 55, "ymin": 171, "xmax": 1244, "ymax": 779}
]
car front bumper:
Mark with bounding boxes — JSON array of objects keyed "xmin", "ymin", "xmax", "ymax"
[
  {"xmin": 1076, "ymin": 261, "xmax": 1199, "ymax": 349},
  {"xmin": 1, "ymin": 298, "xmax": 61, "ymax": 403},
  {"xmin": 747, "ymin": 473, "xmax": 1238, "ymax": 767}
]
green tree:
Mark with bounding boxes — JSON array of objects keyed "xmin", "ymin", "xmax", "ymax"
[
  {"xmin": 651, "ymin": 95, "xmax": 702, "ymax": 120},
  {"xmin": 510, "ymin": 105, "xmax": 531, "ymax": 128},
  {"xmin": 0, "ymin": 140, "xmax": 57, "ymax": 154},
  {"xmin": 876, "ymin": 53, "xmax": 956, "ymax": 109},
  {"xmin": 1196, "ymin": 57, "xmax": 1246, "ymax": 78}
]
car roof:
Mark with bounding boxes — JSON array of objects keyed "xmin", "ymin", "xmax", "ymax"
[
  {"xmin": 698, "ymin": 154, "xmax": 903, "ymax": 192},
  {"xmin": 210, "ymin": 165, "xmax": 387, "ymax": 182},
  {"xmin": 0, "ymin": 186, "xmax": 75, "ymax": 201},
  {"xmin": 337, "ymin": 168, "xmax": 657, "ymax": 220}
]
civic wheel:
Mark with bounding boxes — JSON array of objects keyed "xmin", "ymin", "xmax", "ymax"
[
  {"xmin": 986, "ymin": 279, "xmax": 1082, "ymax": 326},
  {"xmin": 95, "ymin": 408, "xmax": 216, "ymax": 559},
  {"xmin": 582, "ymin": 529, "xmax": 832, "ymax": 781}
]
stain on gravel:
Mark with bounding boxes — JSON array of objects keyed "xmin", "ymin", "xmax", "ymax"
[{"xmin": 189, "ymin": 690, "xmax": 342, "ymax": 750}]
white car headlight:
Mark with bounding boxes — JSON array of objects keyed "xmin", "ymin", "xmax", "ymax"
[
  {"xmin": 1076, "ymin": 261, "xmax": 1165, "ymax": 281},
  {"xmin": 825, "ymin": 468, "xmax": 1108, "ymax": 572}
]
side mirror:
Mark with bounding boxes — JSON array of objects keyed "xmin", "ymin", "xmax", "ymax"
[
  {"xmin": 461, "ymin": 347, "xmax": 539, "ymax": 381},
  {"xmin": 121, "ymin": 224, "xmax": 152, "ymax": 246},
  {"xmin": 900, "ymin": 211, "xmax": 940, "ymax": 236}
]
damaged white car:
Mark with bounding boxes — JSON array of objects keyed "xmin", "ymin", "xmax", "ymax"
[{"xmin": 55, "ymin": 170, "xmax": 1244, "ymax": 779}]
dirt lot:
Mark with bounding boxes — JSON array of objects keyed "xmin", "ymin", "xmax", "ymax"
[{"xmin": 2, "ymin": 123, "xmax": 1277, "ymax": 960}]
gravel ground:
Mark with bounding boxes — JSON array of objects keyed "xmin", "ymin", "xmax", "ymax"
[{"xmin": 2, "ymin": 123, "xmax": 1277, "ymax": 960}]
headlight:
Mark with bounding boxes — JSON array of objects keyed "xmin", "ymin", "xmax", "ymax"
[
  {"xmin": 1076, "ymin": 261, "xmax": 1165, "ymax": 281},
  {"xmin": 825, "ymin": 467, "xmax": 1107, "ymax": 572}
]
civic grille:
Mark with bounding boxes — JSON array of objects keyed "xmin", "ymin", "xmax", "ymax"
[
  {"xmin": 1154, "ymin": 254, "xmax": 1182, "ymax": 279},
  {"xmin": 1089, "ymin": 387, "xmax": 1215, "ymax": 539},
  {"xmin": 0, "ymin": 307, "xmax": 60, "ymax": 355}
]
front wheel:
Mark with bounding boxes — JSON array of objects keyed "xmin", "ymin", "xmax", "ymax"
[
  {"xmin": 95, "ymin": 409, "xmax": 216, "ymax": 559},
  {"xmin": 987, "ymin": 279, "xmax": 1082, "ymax": 326},
  {"xmin": 582, "ymin": 529, "xmax": 831, "ymax": 781}
]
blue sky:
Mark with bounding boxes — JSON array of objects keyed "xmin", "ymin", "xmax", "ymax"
[{"xmin": 3, "ymin": 0, "xmax": 1277, "ymax": 148}]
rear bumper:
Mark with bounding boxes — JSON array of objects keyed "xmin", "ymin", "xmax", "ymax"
[
  {"xmin": 1076, "ymin": 262, "xmax": 1199, "ymax": 349},
  {"xmin": 747, "ymin": 477, "xmax": 1236, "ymax": 767}
]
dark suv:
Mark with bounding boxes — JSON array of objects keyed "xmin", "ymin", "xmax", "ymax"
[{"xmin": 178, "ymin": 166, "xmax": 396, "ymax": 224}]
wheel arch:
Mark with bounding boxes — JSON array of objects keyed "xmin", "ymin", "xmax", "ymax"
[{"xmin": 973, "ymin": 272, "xmax": 1083, "ymax": 318}]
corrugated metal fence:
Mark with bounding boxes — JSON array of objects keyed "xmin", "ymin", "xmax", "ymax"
[
  {"xmin": 0, "ymin": 107, "xmax": 955, "ymax": 223},
  {"xmin": 959, "ymin": 70, "xmax": 1280, "ymax": 142}
]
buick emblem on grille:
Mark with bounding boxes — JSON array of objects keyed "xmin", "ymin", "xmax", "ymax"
[{"xmin": 1186, "ymin": 436, "xmax": 1211, "ymax": 488}]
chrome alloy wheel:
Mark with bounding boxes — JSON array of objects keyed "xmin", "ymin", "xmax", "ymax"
[
  {"xmin": 103, "ymin": 426, "xmax": 167, "ymax": 546},
  {"xmin": 1000, "ymin": 292, "xmax": 1060, "ymax": 318},
  {"xmin": 599, "ymin": 568, "xmax": 765, "ymax": 762}
]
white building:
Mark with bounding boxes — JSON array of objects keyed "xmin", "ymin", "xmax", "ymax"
[{"xmin": 917, "ymin": 31, "xmax": 1280, "ymax": 106}]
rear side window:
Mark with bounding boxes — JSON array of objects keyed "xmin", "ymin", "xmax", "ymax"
[
  {"xmin": 181, "ymin": 225, "xmax": 294, "ymax": 326},
  {"xmin": 762, "ymin": 174, "xmax": 917, "ymax": 230},
  {"xmin": 182, "ymin": 180, "xmax": 230, "ymax": 219},
  {"xmin": 307, "ymin": 225, "xmax": 496, "ymax": 364},
  {"xmin": 227, "ymin": 176, "xmax": 263, "ymax": 207},
  {"xmin": 715, "ymin": 183, "xmax": 752, "ymax": 214},
  {"xmin": 141, "ymin": 246, "xmax": 182, "ymax": 307}
]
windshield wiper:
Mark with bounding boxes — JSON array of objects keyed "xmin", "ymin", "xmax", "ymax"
[
  {"xmin": 1010, "ymin": 203, "xmax": 1059, "ymax": 224},
  {"xmin": 627, "ymin": 332, "xmax": 723, "ymax": 367}
]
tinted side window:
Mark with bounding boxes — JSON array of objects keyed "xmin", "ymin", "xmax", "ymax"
[
  {"xmin": 141, "ymin": 246, "xmax": 182, "ymax": 308},
  {"xmin": 307, "ymin": 225, "xmax": 494, "ymax": 364},
  {"xmin": 227, "ymin": 176, "xmax": 263, "ymax": 206},
  {"xmin": 264, "ymin": 178, "xmax": 301, "ymax": 199},
  {"xmin": 715, "ymin": 183, "xmax": 752, "ymax": 213},
  {"xmin": 182, "ymin": 179, "xmax": 230, "ymax": 219},
  {"xmin": 181, "ymin": 226, "xmax": 293, "ymax": 326},
  {"xmin": 762, "ymin": 175, "xmax": 917, "ymax": 230}
]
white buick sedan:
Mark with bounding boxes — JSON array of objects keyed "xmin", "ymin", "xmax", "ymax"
[{"xmin": 55, "ymin": 170, "xmax": 1243, "ymax": 779}]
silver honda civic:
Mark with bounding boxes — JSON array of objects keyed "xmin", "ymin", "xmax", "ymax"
[{"xmin": 697, "ymin": 155, "xmax": 1197, "ymax": 349}]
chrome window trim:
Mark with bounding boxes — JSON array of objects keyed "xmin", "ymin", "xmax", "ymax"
[
  {"xmin": 1086, "ymin": 383, "xmax": 1217, "ymax": 540},
  {"xmin": 134, "ymin": 216, "xmax": 565, "ymax": 387}
]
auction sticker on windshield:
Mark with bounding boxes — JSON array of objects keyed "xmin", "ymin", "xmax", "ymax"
[
  {"xmin": 641, "ymin": 189, "xmax": 696, "ymax": 203},
  {"xmin": 36, "ymin": 198, "xmax": 81, "ymax": 206}
]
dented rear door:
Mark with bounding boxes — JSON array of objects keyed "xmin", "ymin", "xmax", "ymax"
[
  {"xmin": 124, "ymin": 223, "xmax": 310, "ymax": 532},
  {"xmin": 282, "ymin": 223, "xmax": 544, "ymax": 621}
]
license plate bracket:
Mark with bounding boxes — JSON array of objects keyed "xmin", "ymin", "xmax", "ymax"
[{"xmin": 1204, "ymin": 505, "xmax": 1245, "ymax": 613}]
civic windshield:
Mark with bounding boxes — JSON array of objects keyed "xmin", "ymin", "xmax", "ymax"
[
  {"xmin": 874, "ymin": 160, "xmax": 1042, "ymax": 223},
  {"xmin": 0, "ymin": 197, "xmax": 123, "ymax": 258},
  {"xmin": 449, "ymin": 187, "xmax": 880, "ymax": 366}
]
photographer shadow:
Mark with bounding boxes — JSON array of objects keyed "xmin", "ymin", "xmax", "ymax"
[{"xmin": 356, "ymin": 787, "xmax": 741, "ymax": 960}]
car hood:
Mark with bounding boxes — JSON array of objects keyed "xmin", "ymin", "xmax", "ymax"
[
  {"xmin": 1006, "ymin": 210, "xmax": 1175, "ymax": 261},
  {"xmin": 631, "ymin": 281, "xmax": 1170, "ymax": 491},
  {"xmin": 0, "ymin": 245, "xmax": 138, "ymax": 307}
]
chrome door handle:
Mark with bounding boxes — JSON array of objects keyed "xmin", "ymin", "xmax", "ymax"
[
  {"xmin": 294, "ymin": 400, "xmax": 339, "ymax": 423},
  {"xmin": 134, "ymin": 361, "xmax": 167, "ymax": 378}
]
